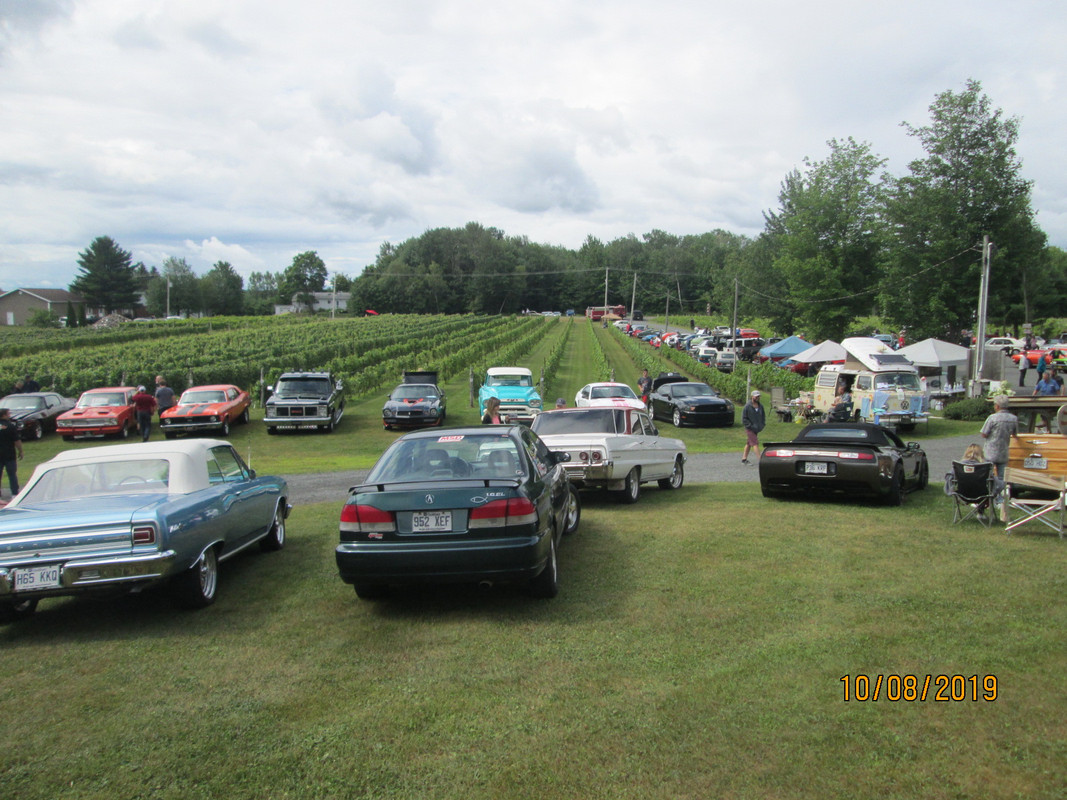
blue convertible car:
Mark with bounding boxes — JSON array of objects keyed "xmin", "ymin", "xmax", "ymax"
[{"xmin": 0, "ymin": 439, "xmax": 290, "ymax": 622}]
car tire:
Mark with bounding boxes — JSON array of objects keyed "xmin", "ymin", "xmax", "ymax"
[
  {"xmin": 354, "ymin": 583, "xmax": 390, "ymax": 600},
  {"xmin": 0, "ymin": 597, "xmax": 39, "ymax": 624},
  {"xmin": 527, "ymin": 537, "xmax": 559, "ymax": 598},
  {"xmin": 62, "ymin": 435, "xmax": 73, "ymax": 442},
  {"xmin": 917, "ymin": 459, "xmax": 929, "ymax": 490},
  {"xmin": 259, "ymin": 502, "xmax": 287, "ymax": 552},
  {"xmin": 886, "ymin": 466, "xmax": 906, "ymax": 506},
  {"xmin": 672, "ymin": 409, "xmax": 683, "ymax": 427},
  {"xmin": 618, "ymin": 468, "xmax": 640, "ymax": 504},
  {"xmin": 119, "ymin": 422, "xmax": 130, "ymax": 439},
  {"xmin": 173, "ymin": 547, "xmax": 219, "ymax": 608},
  {"xmin": 221, "ymin": 419, "xmax": 230, "ymax": 437},
  {"xmin": 240, "ymin": 407, "xmax": 250, "ymax": 425},
  {"xmin": 323, "ymin": 418, "xmax": 335, "ymax": 433},
  {"xmin": 164, "ymin": 431, "xmax": 176, "ymax": 440},
  {"xmin": 562, "ymin": 485, "xmax": 581, "ymax": 536},
  {"xmin": 658, "ymin": 457, "xmax": 684, "ymax": 490},
  {"xmin": 266, "ymin": 426, "xmax": 278, "ymax": 436},
  {"xmin": 32, "ymin": 424, "xmax": 43, "ymax": 440}
]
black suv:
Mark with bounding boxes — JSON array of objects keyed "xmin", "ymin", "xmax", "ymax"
[{"xmin": 265, "ymin": 371, "xmax": 345, "ymax": 434}]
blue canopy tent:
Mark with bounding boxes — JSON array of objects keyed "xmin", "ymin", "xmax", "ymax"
[{"xmin": 759, "ymin": 335, "xmax": 809, "ymax": 360}]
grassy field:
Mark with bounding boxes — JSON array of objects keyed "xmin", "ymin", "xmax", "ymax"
[{"xmin": 1, "ymin": 485, "xmax": 1064, "ymax": 799}]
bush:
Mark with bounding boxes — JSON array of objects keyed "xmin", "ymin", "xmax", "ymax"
[{"xmin": 942, "ymin": 396, "xmax": 992, "ymax": 421}]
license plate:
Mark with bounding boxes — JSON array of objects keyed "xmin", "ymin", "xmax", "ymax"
[
  {"xmin": 412, "ymin": 511, "xmax": 452, "ymax": 532},
  {"xmin": 804, "ymin": 462, "xmax": 829, "ymax": 474},
  {"xmin": 1024, "ymin": 456, "xmax": 1048, "ymax": 470},
  {"xmin": 12, "ymin": 564, "xmax": 61, "ymax": 592}
]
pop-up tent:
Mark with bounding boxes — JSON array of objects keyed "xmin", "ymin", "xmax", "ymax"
[
  {"xmin": 791, "ymin": 340, "xmax": 847, "ymax": 363},
  {"xmin": 759, "ymin": 335, "xmax": 809, "ymax": 360},
  {"xmin": 896, "ymin": 338, "xmax": 970, "ymax": 390}
]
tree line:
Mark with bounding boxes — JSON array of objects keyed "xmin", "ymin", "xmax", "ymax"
[{"xmin": 66, "ymin": 80, "xmax": 1066, "ymax": 340}]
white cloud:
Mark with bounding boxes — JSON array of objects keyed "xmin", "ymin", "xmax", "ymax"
[{"xmin": 0, "ymin": 0, "xmax": 1065, "ymax": 289}]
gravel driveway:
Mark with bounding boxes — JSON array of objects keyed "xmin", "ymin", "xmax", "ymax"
[{"xmin": 282, "ymin": 433, "xmax": 979, "ymax": 505}]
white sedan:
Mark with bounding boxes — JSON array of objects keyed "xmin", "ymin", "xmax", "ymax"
[
  {"xmin": 575, "ymin": 382, "xmax": 646, "ymax": 410},
  {"xmin": 530, "ymin": 407, "xmax": 686, "ymax": 503}
]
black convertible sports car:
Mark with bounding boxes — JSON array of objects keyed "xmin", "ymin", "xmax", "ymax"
[
  {"xmin": 647, "ymin": 373, "xmax": 734, "ymax": 427},
  {"xmin": 758, "ymin": 422, "xmax": 929, "ymax": 505}
]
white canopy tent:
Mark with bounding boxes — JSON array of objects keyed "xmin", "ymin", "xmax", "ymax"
[
  {"xmin": 896, "ymin": 338, "xmax": 970, "ymax": 391},
  {"xmin": 790, "ymin": 340, "xmax": 847, "ymax": 363}
]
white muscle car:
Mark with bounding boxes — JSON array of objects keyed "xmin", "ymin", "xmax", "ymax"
[{"xmin": 530, "ymin": 407, "xmax": 686, "ymax": 503}]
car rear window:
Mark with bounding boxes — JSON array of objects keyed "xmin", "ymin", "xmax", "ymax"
[{"xmin": 21, "ymin": 459, "xmax": 171, "ymax": 502}]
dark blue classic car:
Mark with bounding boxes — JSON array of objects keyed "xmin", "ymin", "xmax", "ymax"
[
  {"xmin": 336, "ymin": 426, "xmax": 580, "ymax": 600},
  {"xmin": 0, "ymin": 440, "xmax": 290, "ymax": 622}
]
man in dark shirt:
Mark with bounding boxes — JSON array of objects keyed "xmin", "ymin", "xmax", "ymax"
[
  {"xmin": 155, "ymin": 376, "xmax": 176, "ymax": 416},
  {"xmin": 132, "ymin": 385, "xmax": 158, "ymax": 442},
  {"xmin": 0, "ymin": 408, "xmax": 24, "ymax": 500}
]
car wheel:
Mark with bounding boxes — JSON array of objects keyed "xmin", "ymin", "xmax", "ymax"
[
  {"xmin": 32, "ymin": 424, "xmax": 43, "ymax": 440},
  {"xmin": 240, "ymin": 407, "xmax": 250, "ymax": 425},
  {"xmin": 0, "ymin": 597, "xmax": 39, "ymax": 624},
  {"xmin": 658, "ymin": 457, "xmax": 684, "ymax": 490},
  {"xmin": 384, "ymin": 423, "xmax": 393, "ymax": 431},
  {"xmin": 62, "ymin": 435, "xmax": 73, "ymax": 442},
  {"xmin": 527, "ymin": 536, "xmax": 559, "ymax": 598},
  {"xmin": 672, "ymin": 408, "xmax": 683, "ymax": 427},
  {"xmin": 221, "ymin": 419, "xmax": 230, "ymax": 437},
  {"xmin": 354, "ymin": 583, "xmax": 390, "ymax": 600},
  {"xmin": 119, "ymin": 422, "xmax": 130, "ymax": 439},
  {"xmin": 618, "ymin": 468, "xmax": 640, "ymax": 504},
  {"xmin": 260, "ymin": 502, "xmax": 287, "ymax": 552},
  {"xmin": 266, "ymin": 426, "xmax": 278, "ymax": 436},
  {"xmin": 917, "ymin": 459, "xmax": 929, "ymax": 490},
  {"xmin": 323, "ymin": 418, "xmax": 335, "ymax": 433},
  {"xmin": 886, "ymin": 466, "xmax": 906, "ymax": 506},
  {"xmin": 173, "ymin": 547, "xmax": 219, "ymax": 608},
  {"xmin": 562, "ymin": 485, "xmax": 581, "ymax": 535}
]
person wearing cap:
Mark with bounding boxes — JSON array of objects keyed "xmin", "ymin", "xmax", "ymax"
[
  {"xmin": 132, "ymin": 384, "xmax": 158, "ymax": 442},
  {"xmin": 741, "ymin": 390, "xmax": 766, "ymax": 464},
  {"xmin": 555, "ymin": 398, "xmax": 566, "ymax": 409}
]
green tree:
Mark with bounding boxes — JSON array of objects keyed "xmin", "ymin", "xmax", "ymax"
[
  {"xmin": 245, "ymin": 271, "xmax": 280, "ymax": 315},
  {"xmin": 201, "ymin": 261, "xmax": 244, "ymax": 316},
  {"xmin": 280, "ymin": 251, "xmax": 328, "ymax": 312},
  {"xmin": 70, "ymin": 236, "xmax": 139, "ymax": 314},
  {"xmin": 146, "ymin": 257, "xmax": 201, "ymax": 317},
  {"xmin": 763, "ymin": 138, "xmax": 887, "ymax": 340},
  {"xmin": 882, "ymin": 79, "xmax": 1044, "ymax": 338}
]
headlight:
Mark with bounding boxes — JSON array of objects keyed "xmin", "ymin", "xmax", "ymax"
[
  {"xmin": 530, "ymin": 398, "xmax": 542, "ymax": 408},
  {"xmin": 429, "ymin": 408, "xmax": 438, "ymax": 416},
  {"xmin": 317, "ymin": 405, "xmax": 328, "ymax": 416},
  {"xmin": 266, "ymin": 407, "xmax": 277, "ymax": 418}
]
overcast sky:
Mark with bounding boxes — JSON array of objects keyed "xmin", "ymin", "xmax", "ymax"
[{"xmin": 1, "ymin": 0, "xmax": 1064, "ymax": 290}]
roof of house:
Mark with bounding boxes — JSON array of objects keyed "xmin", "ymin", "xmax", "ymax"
[{"xmin": 0, "ymin": 288, "xmax": 84, "ymax": 303}]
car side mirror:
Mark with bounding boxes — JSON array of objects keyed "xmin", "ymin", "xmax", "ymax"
[{"xmin": 248, "ymin": 468, "xmax": 257, "ymax": 479}]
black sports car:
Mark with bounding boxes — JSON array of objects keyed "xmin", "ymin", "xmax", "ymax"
[
  {"xmin": 383, "ymin": 371, "xmax": 447, "ymax": 430},
  {"xmin": 758, "ymin": 422, "xmax": 929, "ymax": 505},
  {"xmin": 0, "ymin": 392, "xmax": 77, "ymax": 440},
  {"xmin": 647, "ymin": 373, "xmax": 734, "ymax": 427}
]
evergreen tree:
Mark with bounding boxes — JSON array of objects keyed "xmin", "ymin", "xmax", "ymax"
[{"xmin": 69, "ymin": 236, "xmax": 138, "ymax": 314}]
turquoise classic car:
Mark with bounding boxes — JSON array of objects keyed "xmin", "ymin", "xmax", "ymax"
[{"xmin": 478, "ymin": 367, "xmax": 543, "ymax": 423}]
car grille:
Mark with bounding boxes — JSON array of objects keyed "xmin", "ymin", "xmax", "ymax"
[
  {"xmin": 164, "ymin": 415, "xmax": 215, "ymax": 425},
  {"xmin": 271, "ymin": 405, "xmax": 326, "ymax": 418},
  {"xmin": 65, "ymin": 418, "xmax": 111, "ymax": 427}
]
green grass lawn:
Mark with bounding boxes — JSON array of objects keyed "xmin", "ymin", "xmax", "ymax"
[{"xmin": 2, "ymin": 485, "xmax": 1064, "ymax": 799}]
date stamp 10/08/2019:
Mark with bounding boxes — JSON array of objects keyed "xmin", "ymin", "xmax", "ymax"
[{"xmin": 840, "ymin": 674, "xmax": 998, "ymax": 702}]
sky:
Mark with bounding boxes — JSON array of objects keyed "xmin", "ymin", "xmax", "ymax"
[{"xmin": 1, "ymin": 0, "xmax": 1065, "ymax": 290}]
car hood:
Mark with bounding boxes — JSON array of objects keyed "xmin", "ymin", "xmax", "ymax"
[
  {"xmin": 5, "ymin": 408, "xmax": 41, "ymax": 422},
  {"xmin": 385, "ymin": 398, "xmax": 439, "ymax": 410},
  {"xmin": 163, "ymin": 403, "xmax": 229, "ymax": 418},
  {"xmin": 674, "ymin": 395, "xmax": 731, "ymax": 407},
  {"xmin": 59, "ymin": 406, "xmax": 130, "ymax": 419},
  {"xmin": 483, "ymin": 387, "xmax": 540, "ymax": 401}
]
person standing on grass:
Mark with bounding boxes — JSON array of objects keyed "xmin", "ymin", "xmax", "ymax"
[
  {"xmin": 155, "ymin": 376, "xmax": 176, "ymax": 417},
  {"xmin": 0, "ymin": 407, "xmax": 23, "ymax": 500},
  {"xmin": 980, "ymin": 395, "xmax": 1020, "ymax": 480},
  {"xmin": 637, "ymin": 369, "xmax": 652, "ymax": 404},
  {"xmin": 132, "ymin": 385, "xmax": 157, "ymax": 442},
  {"xmin": 741, "ymin": 390, "xmax": 766, "ymax": 464}
]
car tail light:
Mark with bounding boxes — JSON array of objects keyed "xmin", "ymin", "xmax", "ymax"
[
  {"xmin": 340, "ymin": 503, "xmax": 396, "ymax": 533},
  {"xmin": 132, "ymin": 525, "xmax": 156, "ymax": 545},
  {"xmin": 578, "ymin": 450, "xmax": 603, "ymax": 463},
  {"xmin": 837, "ymin": 451, "xmax": 875, "ymax": 460},
  {"xmin": 469, "ymin": 497, "xmax": 537, "ymax": 528},
  {"xmin": 764, "ymin": 448, "xmax": 794, "ymax": 458}
]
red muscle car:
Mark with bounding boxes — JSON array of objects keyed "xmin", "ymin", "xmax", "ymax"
[
  {"xmin": 56, "ymin": 387, "xmax": 137, "ymax": 441},
  {"xmin": 160, "ymin": 384, "xmax": 251, "ymax": 438}
]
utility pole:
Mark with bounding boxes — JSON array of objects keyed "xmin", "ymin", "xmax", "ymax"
[
  {"xmin": 731, "ymin": 278, "xmax": 739, "ymax": 339},
  {"xmin": 664, "ymin": 290, "xmax": 670, "ymax": 331},
  {"xmin": 972, "ymin": 235, "xmax": 993, "ymax": 395},
  {"xmin": 603, "ymin": 266, "xmax": 609, "ymax": 317},
  {"xmin": 630, "ymin": 273, "xmax": 637, "ymax": 319}
]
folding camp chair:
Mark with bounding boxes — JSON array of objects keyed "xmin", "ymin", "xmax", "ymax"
[
  {"xmin": 945, "ymin": 461, "xmax": 998, "ymax": 527},
  {"xmin": 1003, "ymin": 467, "xmax": 1067, "ymax": 538}
]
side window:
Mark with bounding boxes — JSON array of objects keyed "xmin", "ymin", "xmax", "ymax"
[
  {"xmin": 521, "ymin": 432, "xmax": 550, "ymax": 477},
  {"xmin": 856, "ymin": 376, "xmax": 872, "ymax": 391},
  {"xmin": 209, "ymin": 447, "xmax": 248, "ymax": 483},
  {"xmin": 639, "ymin": 414, "xmax": 656, "ymax": 435}
]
